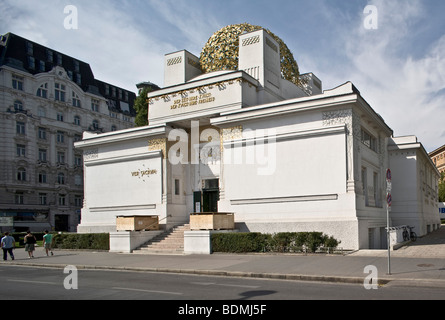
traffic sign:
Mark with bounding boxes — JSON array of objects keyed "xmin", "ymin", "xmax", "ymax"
[
  {"xmin": 387, "ymin": 193, "xmax": 392, "ymax": 206},
  {"xmin": 386, "ymin": 169, "xmax": 391, "ymax": 182}
]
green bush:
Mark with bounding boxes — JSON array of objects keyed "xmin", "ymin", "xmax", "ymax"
[
  {"xmin": 53, "ymin": 233, "xmax": 109, "ymax": 250},
  {"xmin": 212, "ymin": 232, "xmax": 272, "ymax": 253},
  {"xmin": 211, "ymin": 231, "xmax": 340, "ymax": 253}
]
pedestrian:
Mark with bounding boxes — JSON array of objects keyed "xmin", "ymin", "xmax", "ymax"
[
  {"xmin": 1, "ymin": 232, "xmax": 15, "ymax": 261},
  {"xmin": 24, "ymin": 230, "xmax": 36, "ymax": 258},
  {"xmin": 42, "ymin": 230, "xmax": 54, "ymax": 256}
]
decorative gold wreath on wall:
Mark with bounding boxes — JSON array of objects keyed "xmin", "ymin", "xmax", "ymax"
[{"xmin": 200, "ymin": 23, "xmax": 301, "ymax": 86}]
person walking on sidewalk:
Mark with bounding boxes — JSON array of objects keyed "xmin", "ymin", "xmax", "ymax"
[
  {"xmin": 1, "ymin": 232, "xmax": 15, "ymax": 261},
  {"xmin": 24, "ymin": 230, "xmax": 36, "ymax": 258},
  {"xmin": 42, "ymin": 230, "xmax": 54, "ymax": 256}
]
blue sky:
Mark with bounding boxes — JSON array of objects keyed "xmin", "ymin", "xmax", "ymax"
[{"xmin": 1, "ymin": 0, "xmax": 445, "ymax": 152}]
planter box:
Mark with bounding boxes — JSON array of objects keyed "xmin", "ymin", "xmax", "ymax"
[
  {"xmin": 190, "ymin": 213, "xmax": 235, "ymax": 230},
  {"xmin": 116, "ymin": 216, "xmax": 159, "ymax": 231}
]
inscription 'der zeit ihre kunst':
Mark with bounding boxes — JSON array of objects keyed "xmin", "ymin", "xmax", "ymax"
[{"xmin": 170, "ymin": 93, "xmax": 215, "ymax": 110}]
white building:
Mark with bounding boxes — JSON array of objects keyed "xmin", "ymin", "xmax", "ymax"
[{"xmin": 75, "ymin": 27, "xmax": 440, "ymax": 250}]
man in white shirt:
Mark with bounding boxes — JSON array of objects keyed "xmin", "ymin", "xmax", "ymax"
[{"xmin": 1, "ymin": 232, "xmax": 15, "ymax": 261}]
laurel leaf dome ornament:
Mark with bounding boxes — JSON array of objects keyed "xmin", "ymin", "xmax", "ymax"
[{"xmin": 200, "ymin": 23, "xmax": 301, "ymax": 86}]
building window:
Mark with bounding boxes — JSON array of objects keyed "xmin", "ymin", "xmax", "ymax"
[
  {"xmin": 74, "ymin": 134, "xmax": 82, "ymax": 142},
  {"xmin": 28, "ymin": 56, "xmax": 35, "ymax": 69},
  {"xmin": 39, "ymin": 60, "xmax": 46, "ymax": 72},
  {"xmin": 76, "ymin": 73, "xmax": 81, "ymax": 86},
  {"xmin": 56, "ymin": 54, "xmax": 62, "ymax": 66},
  {"xmin": 17, "ymin": 168, "xmax": 27, "ymax": 181},
  {"xmin": 15, "ymin": 192, "xmax": 24, "ymax": 205},
  {"xmin": 373, "ymin": 172, "xmax": 381, "ymax": 207},
  {"xmin": 57, "ymin": 131, "xmax": 65, "ymax": 143},
  {"xmin": 111, "ymin": 125, "xmax": 117, "ymax": 132},
  {"xmin": 175, "ymin": 179, "xmax": 180, "ymax": 195},
  {"xmin": 14, "ymin": 100, "xmax": 24, "ymax": 112},
  {"xmin": 72, "ymin": 92, "xmax": 81, "ymax": 107},
  {"xmin": 362, "ymin": 167, "xmax": 368, "ymax": 206},
  {"xmin": 12, "ymin": 75, "xmax": 24, "ymax": 91},
  {"xmin": 57, "ymin": 173, "xmax": 65, "ymax": 185},
  {"xmin": 57, "ymin": 152, "xmax": 65, "ymax": 164},
  {"xmin": 16, "ymin": 144, "xmax": 26, "ymax": 157},
  {"xmin": 39, "ymin": 171, "xmax": 47, "ymax": 184},
  {"xmin": 26, "ymin": 41, "xmax": 33, "ymax": 55},
  {"xmin": 74, "ymin": 116, "xmax": 81, "ymax": 126},
  {"xmin": 57, "ymin": 113, "xmax": 64, "ymax": 122},
  {"xmin": 39, "ymin": 149, "xmax": 47, "ymax": 162},
  {"xmin": 46, "ymin": 49, "xmax": 53, "ymax": 63},
  {"xmin": 55, "ymin": 83, "xmax": 66, "ymax": 102},
  {"xmin": 75, "ymin": 174, "xmax": 82, "ymax": 186},
  {"xmin": 58, "ymin": 194, "xmax": 66, "ymax": 206},
  {"xmin": 91, "ymin": 99, "xmax": 99, "ymax": 112},
  {"xmin": 74, "ymin": 60, "xmax": 80, "ymax": 73},
  {"xmin": 37, "ymin": 83, "xmax": 48, "ymax": 98},
  {"xmin": 38, "ymin": 107, "xmax": 46, "ymax": 117},
  {"xmin": 92, "ymin": 120, "xmax": 99, "ymax": 130},
  {"xmin": 74, "ymin": 155, "xmax": 82, "ymax": 167},
  {"xmin": 361, "ymin": 128, "xmax": 377, "ymax": 152},
  {"xmin": 16, "ymin": 121, "xmax": 26, "ymax": 135},
  {"xmin": 74, "ymin": 195, "xmax": 82, "ymax": 207},
  {"xmin": 38, "ymin": 127, "xmax": 47, "ymax": 140},
  {"xmin": 39, "ymin": 193, "xmax": 47, "ymax": 205}
]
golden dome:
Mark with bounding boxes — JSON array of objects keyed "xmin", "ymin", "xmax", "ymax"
[{"xmin": 200, "ymin": 23, "xmax": 301, "ymax": 85}]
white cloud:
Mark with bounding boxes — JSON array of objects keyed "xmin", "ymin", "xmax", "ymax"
[{"xmin": 312, "ymin": 0, "xmax": 445, "ymax": 151}]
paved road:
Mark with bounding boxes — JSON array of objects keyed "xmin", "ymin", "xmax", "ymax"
[
  {"xmin": 2, "ymin": 225, "xmax": 445, "ymax": 291},
  {"xmin": 2, "ymin": 265, "xmax": 445, "ymax": 301}
]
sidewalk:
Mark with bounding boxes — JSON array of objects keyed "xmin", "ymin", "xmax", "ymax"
[{"xmin": 3, "ymin": 226, "xmax": 445, "ymax": 288}]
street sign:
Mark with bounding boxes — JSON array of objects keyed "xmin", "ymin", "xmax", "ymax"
[
  {"xmin": 387, "ymin": 193, "xmax": 392, "ymax": 207},
  {"xmin": 386, "ymin": 169, "xmax": 391, "ymax": 182}
]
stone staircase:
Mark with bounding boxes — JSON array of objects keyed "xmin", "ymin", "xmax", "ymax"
[{"xmin": 133, "ymin": 224, "xmax": 190, "ymax": 254}]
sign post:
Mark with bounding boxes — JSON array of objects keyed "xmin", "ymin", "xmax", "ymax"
[{"xmin": 386, "ymin": 168, "xmax": 392, "ymax": 275}]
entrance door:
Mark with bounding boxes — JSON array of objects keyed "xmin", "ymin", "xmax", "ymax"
[
  {"xmin": 55, "ymin": 215, "xmax": 69, "ymax": 231},
  {"xmin": 203, "ymin": 190, "xmax": 218, "ymax": 212},
  {"xmin": 202, "ymin": 179, "xmax": 219, "ymax": 213}
]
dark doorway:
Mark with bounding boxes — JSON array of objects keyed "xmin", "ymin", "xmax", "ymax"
[
  {"xmin": 55, "ymin": 214, "xmax": 69, "ymax": 231},
  {"xmin": 202, "ymin": 179, "xmax": 219, "ymax": 213}
]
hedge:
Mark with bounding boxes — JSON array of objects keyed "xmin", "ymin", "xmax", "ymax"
[
  {"xmin": 52, "ymin": 233, "xmax": 109, "ymax": 250},
  {"xmin": 212, "ymin": 232, "xmax": 341, "ymax": 253}
]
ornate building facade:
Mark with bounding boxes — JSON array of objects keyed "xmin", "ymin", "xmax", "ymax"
[
  {"xmin": 75, "ymin": 25, "xmax": 440, "ymax": 250},
  {"xmin": 0, "ymin": 32, "xmax": 138, "ymax": 232}
]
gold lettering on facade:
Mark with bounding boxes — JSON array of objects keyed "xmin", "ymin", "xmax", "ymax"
[
  {"xmin": 170, "ymin": 93, "xmax": 215, "ymax": 110},
  {"xmin": 131, "ymin": 169, "xmax": 158, "ymax": 177},
  {"xmin": 148, "ymin": 138, "xmax": 167, "ymax": 158}
]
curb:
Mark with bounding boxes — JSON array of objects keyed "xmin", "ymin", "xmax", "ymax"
[
  {"xmin": 1, "ymin": 261, "xmax": 386, "ymax": 286},
  {"xmin": 6, "ymin": 261, "xmax": 445, "ymax": 288}
]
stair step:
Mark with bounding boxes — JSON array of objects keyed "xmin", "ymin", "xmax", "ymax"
[{"xmin": 132, "ymin": 223, "xmax": 189, "ymax": 254}]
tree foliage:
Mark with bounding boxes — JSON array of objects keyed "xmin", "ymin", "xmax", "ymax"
[
  {"xmin": 133, "ymin": 87, "xmax": 151, "ymax": 127},
  {"xmin": 439, "ymin": 172, "xmax": 445, "ymax": 202}
]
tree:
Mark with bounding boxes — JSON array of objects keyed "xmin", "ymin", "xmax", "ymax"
[
  {"xmin": 133, "ymin": 87, "xmax": 151, "ymax": 127},
  {"xmin": 439, "ymin": 172, "xmax": 445, "ymax": 202}
]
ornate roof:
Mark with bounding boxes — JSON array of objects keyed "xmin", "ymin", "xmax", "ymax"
[{"xmin": 199, "ymin": 23, "xmax": 301, "ymax": 86}]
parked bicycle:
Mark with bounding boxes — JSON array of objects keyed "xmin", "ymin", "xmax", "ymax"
[{"xmin": 402, "ymin": 226, "xmax": 417, "ymax": 242}]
